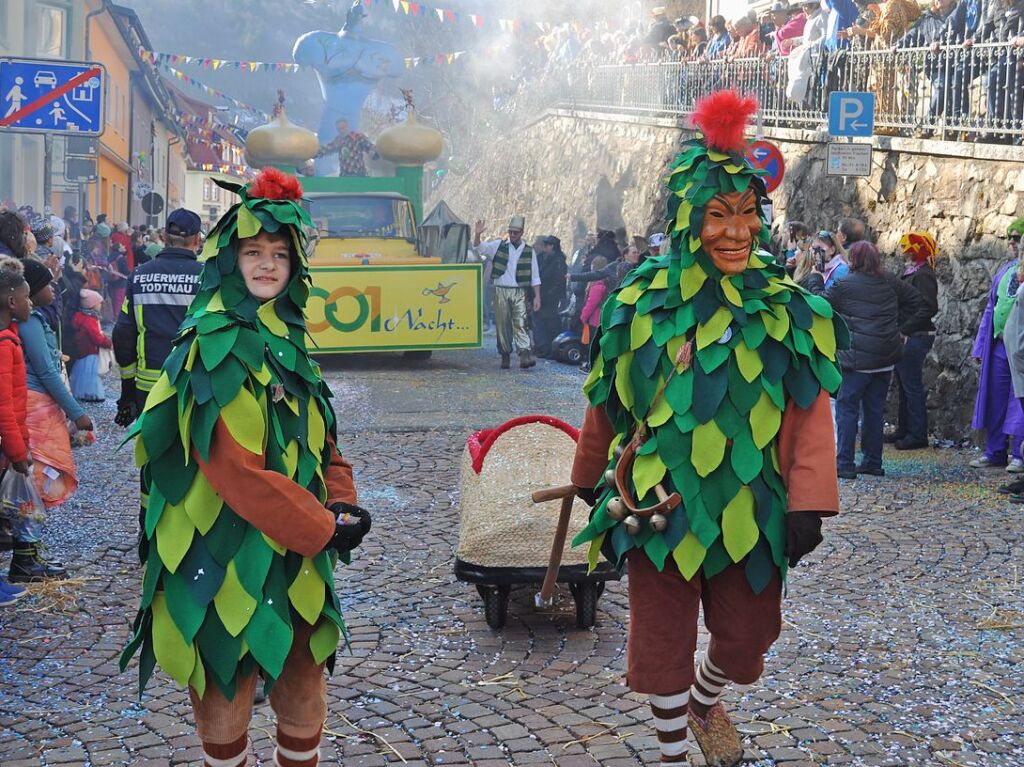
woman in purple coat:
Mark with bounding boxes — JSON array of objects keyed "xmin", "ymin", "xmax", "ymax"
[{"xmin": 970, "ymin": 220, "xmax": 1024, "ymax": 470}]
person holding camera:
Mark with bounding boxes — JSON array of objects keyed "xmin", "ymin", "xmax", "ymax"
[
  {"xmin": 792, "ymin": 246, "xmax": 826, "ymax": 294},
  {"xmin": 811, "ymin": 230, "xmax": 849, "ymax": 288}
]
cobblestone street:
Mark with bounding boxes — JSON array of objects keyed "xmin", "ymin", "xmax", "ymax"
[{"xmin": 1, "ymin": 343, "xmax": 1022, "ymax": 767}]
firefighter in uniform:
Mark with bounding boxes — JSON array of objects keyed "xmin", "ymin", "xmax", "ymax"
[{"xmin": 112, "ymin": 208, "xmax": 203, "ymax": 426}]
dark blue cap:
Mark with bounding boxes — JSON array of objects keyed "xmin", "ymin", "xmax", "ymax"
[{"xmin": 166, "ymin": 208, "xmax": 202, "ymax": 237}]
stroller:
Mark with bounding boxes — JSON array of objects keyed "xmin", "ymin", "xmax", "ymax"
[{"xmin": 550, "ymin": 289, "xmax": 587, "ymax": 366}]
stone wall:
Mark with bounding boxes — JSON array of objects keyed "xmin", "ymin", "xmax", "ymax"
[
  {"xmin": 431, "ymin": 110, "xmax": 1024, "ymax": 438},
  {"xmin": 437, "ymin": 115, "xmax": 683, "ymax": 246}
]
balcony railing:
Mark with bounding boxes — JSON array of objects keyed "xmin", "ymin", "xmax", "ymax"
[{"xmin": 554, "ymin": 42, "xmax": 1024, "ymax": 143}]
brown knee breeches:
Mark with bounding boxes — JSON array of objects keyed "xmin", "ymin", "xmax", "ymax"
[{"xmin": 625, "ymin": 550, "xmax": 782, "ymax": 695}]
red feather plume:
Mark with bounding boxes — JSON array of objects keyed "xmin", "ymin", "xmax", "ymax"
[
  {"xmin": 690, "ymin": 91, "xmax": 759, "ymax": 153},
  {"xmin": 247, "ymin": 167, "xmax": 303, "ymax": 201}
]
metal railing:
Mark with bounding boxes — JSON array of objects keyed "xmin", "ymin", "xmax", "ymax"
[{"xmin": 554, "ymin": 42, "xmax": 1024, "ymax": 143}]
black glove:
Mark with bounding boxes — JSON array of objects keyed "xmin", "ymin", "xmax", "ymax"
[
  {"xmin": 327, "ymin": 502, "xmax": 372, "ymax": 553},
  {"xmin": 115, "ymin": 379, "xmax": 141, "ymax": 428},
  {"xmin": 575, "ymin": 485, "xmax": 599, "ymax": 507},
  {"xmin": 784, "ymin": 512, "xmax": 824, "ymax": 567}
]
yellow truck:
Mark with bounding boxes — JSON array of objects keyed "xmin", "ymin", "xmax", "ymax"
[{"xmin": 301, "ymin": 189, "xmax": 481, "ymax": 356}]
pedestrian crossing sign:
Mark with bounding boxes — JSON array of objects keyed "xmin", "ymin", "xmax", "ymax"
[{"xmin": 0, "ymin": 57, "xmax": 105, "ymax": 136}]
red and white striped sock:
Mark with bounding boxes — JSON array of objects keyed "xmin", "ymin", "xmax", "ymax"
[
  {"xmin": 650, "ymin": 690, "xmax": 689, "ymax": 763},
  {"xmin": 202, "ymin": 735, "xmax": 249, "ymax": 767},
  {"xmin": 274, "ymin": 730, "xmax": 321, "ymax": 767},
  {"xmin": 691, "ymin": 655, "xmax": 730, "ymax": 709}
]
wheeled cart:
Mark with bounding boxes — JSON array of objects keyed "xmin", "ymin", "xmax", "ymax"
[{"xmin": 454, "ymin": 416, "xmax": 620, "ymax": 629}]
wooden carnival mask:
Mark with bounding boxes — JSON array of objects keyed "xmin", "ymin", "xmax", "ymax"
[{"xmin": 700, "ymin": 189, "xmax": 761, "ymax": 276}]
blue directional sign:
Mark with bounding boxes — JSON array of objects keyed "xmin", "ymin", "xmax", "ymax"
[
  {"xmin": 828, "ymin": 92, "xmax": 875, "ymax": 138},
  {"xmin": 0, "ymin": 57, "xmax": 105, "ymax": 136}
]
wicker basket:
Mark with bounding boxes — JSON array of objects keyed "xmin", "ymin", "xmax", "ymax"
[{"xmin": 456, "ymin": 416, "xmax": 591, "ymax": 570}]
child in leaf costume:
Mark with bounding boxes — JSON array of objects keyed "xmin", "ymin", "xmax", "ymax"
[
  {"xmin": 570, "ymin": 92, "xmax": 847, "ymax": 767},
  {"xmin": 120, "ymin": 168, "xmax": 371, "ymax": 767}
]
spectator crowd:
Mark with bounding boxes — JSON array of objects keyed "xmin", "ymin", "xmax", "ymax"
[
  {"xmin": 469, "ymin": 209, "xmax": 1024, "ymax": 486},
  {"xmin": 506, "ymin": 0, "xmax": 1024, "ymax": 143},
  {"xmin": 0, "ymin": 201, "xmax": 170, "ymax": 604}
]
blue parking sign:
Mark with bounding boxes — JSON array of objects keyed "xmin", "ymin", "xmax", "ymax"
[
  {"xmin": 0, "ymin": 57, "xmax": 105, "ymax": 136},
  {"xmin": 828, "ymin": 92, "xmax": 875, "ymax": 138}
]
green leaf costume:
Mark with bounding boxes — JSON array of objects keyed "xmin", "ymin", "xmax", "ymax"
[
  {"xmin": 572, "ymin": 138, "xmax": 849, "ymax": 592},
  {"xmin": 120, "ymin": 177, "xmax": 348, "ymax": 700}
]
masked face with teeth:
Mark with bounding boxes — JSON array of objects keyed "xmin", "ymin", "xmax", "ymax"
[{"xmin": 700, "ymin": 189, "xmax": 761, "ymax": 276}]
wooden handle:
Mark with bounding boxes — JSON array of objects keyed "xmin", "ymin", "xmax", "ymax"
[
  {"xmin": 532, "ymin": 484, "xmax": 578, "ymax": 504},
  {"xmin": 539, "ymin": 494, "xmax": 575, "ymax": 602}
]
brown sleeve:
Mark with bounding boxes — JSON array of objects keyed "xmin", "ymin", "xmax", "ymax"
[
  {"xmin": 571, "ymin": 406, "xmax": 616, "ymax": 489},
  {"xmin": 324, "ymin": 436, "xmax": 358, "ymax": 506},
  {"xmin": 777, "ymin": 390, "xmax": 840, "ymax": 516},
  {"xmin": 194, "ymin": 419, "xmax": 336, "ymax": 557}
]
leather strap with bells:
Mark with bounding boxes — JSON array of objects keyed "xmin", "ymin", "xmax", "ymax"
[{"xmin": 604, "ymin": 338, "xmax": 692, "ymax": 532}]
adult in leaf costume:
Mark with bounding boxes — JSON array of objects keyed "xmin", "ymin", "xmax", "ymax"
[
  {"xmin": 120, "ymin": 168, "xmax": 370, "ymax": 767},
  {"xmin": 570, "ymin": 92, "xmax": 846, "ymax": 767}
]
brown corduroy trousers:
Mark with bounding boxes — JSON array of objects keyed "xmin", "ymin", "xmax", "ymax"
[{"xmin": 625, "ymin": 551, "xmax": 782, "ymax": 695}]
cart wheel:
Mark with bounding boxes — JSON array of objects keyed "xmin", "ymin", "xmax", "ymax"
[
  {"xmin": 403, "ymin": 350, "xmax": 432, "ymax": 361},
  {"xmin": 571, "ymin": 582, "xmax": 600, "ymax": 629},
  {"xmin": 482, "ymin": 585, "xmax": 510, "ymax": 629}
]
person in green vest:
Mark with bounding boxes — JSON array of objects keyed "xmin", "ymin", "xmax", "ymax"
[
  {"xmin": 474, "ymin": 215, "xmax": 542, "ymax": 369},
  {"xmin": 969, "ymin": 217, "xmax": 1024, "ymax": 471}
]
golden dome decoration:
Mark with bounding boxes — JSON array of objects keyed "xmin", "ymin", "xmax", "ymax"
[
  {"xmin": 376, "ymin": 90, "xmax": 443, "ymax": 166},
  {"xmin": 245, "ymin": 90, "xmax": 320, "ymax": 169}
]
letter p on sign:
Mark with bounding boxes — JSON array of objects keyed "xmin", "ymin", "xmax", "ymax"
[{"xmin": 828, "ymin": 92, "xmax": 875, "ymax": 138}]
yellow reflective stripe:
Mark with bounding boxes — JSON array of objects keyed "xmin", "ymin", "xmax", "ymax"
[
  {"xmin": 137, "ymin": 367, "xmax": 161, "ymax": 392},
  {"xmin": 134, "ymin": 300, "xmax": 146, "ymax": 373}
]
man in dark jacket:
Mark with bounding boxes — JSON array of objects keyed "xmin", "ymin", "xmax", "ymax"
[
  {"xmin": 112, "ymin": 208, "xmax": 203, "ymax": 425},
  {"xmin": 534, "ymin": 236, "xmax": 568, "ymax": 358},
  {"xmin": 646, "ymin": 7, "xmax": 677, "ymax": 49},
  {"xmin": 569, "ymin": 230, "xmax": 618, "ymax": 321},
  {"xmin": 570, "ymin": 242, "xmax": 642, "ymax": 291},
  {"xmin": 824, "ymin": 241, "xmax": 930, "ymax": 478}
]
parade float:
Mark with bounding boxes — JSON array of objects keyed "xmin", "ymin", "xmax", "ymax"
[
  {"xmin": 245, "ymin": 100, "xmax": 481, "ymax": 357},
  {"xmin": 240, "ymin": 5, "xmax": 481, "ymax": 357}
]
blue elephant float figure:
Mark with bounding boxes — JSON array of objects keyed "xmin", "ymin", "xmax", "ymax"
[{"xmin": 293, "ymin": 1, "xmax": 404, "ymax": 176}]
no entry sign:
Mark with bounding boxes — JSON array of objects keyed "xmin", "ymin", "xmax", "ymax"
[{"xmin": 746, "ymin": 140, "xmax": 785, "ymax": 194}]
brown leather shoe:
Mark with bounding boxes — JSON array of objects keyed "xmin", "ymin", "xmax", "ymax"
[
  {"xmin": 689, "ymin": 703, "xmax": 743, "ymax": 767},
  {"xmin": 519, "ymin": 353, "xmax": 536, "ymax": 369}
]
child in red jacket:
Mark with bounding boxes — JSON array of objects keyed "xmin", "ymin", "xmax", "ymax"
[
  {"xmin": 69, "ymin": 289, "xmax": 111, "ymax": 403},
  {"xmin": 0, "ymin": 257, "xmax": 35, "ymax": 604}
]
